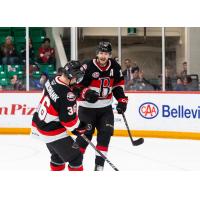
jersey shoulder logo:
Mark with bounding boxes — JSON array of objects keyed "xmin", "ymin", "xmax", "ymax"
[
  {"xmin": 67, "ymin": 92, "xmax": 76, "ymax": 101},
  {"xmin": 92, "ymin": 72, "xmax": 100, "ymax": 78}
]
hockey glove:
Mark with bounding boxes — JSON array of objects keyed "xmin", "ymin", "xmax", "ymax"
[
  {"xmin": 72, "ymin": 86, "xmax": 82, "ymax": 98},
  {"xmin": 84, "ymin": 89, "xmax": 99, "ymax": 103},
  {"xmin": 116, "ymin": 98, "xmax": 128, "ymax": 114},
  {"xmin": 71, "ymin": 121, "xmax": 87, "ymax": 136}
]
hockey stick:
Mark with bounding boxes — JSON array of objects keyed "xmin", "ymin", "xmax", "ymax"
[
  {"xmin": 122, "ymin": 112, "xmax": 144, "ymax": 146},
  {"xmin": 80, "ymin": 134, "xmax": 119, "ymax": 171}
]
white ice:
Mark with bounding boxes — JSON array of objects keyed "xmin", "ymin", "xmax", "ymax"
[{"xmin": 0, "ymin": 134, "xmax": 200, "ymax": 171}]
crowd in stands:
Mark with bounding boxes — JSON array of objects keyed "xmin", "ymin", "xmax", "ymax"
[
  {"xmin": 123, "ymin": 58, "xmax": 161, "ymax": 91},
  {"xmin": 123, "ymin": 59, "xmax": 199, "ymax": 91},
  {"xmin": 0, "ymin": 28, "xmax": 199, "ymax": 92},
  {"xmin": 0, "ymin": 32, "xmax": 56, "ymax": 91}
]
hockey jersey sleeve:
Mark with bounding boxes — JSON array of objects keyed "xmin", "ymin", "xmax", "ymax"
[
  {"xmin": 112, "ymin": 61, "xmax": 127, "ymax": 101},
  {"xmin": 58, "ymin": 93, "xmax": 80, "ymax": 131}
]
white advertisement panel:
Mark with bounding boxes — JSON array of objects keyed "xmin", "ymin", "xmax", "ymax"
[
  {"xmin": 0, "ymin": 92, "xmax": 200, "ymax": 133},
  {"xmin": 114, "ymin": 93, "xmax": 200, "ymax": 133},
  {"xmin": 0, "ymin": 92, "xmax": 42, "ymax": 128}
]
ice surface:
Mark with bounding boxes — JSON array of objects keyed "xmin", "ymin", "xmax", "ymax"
[{"xmin": 0, "ymin": 135, "xmax": 200, "ymax": 171}]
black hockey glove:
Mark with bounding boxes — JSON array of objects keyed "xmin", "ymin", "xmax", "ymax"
[
  {"xmin": 72, "ymin": 86, "xmax": 82, "ymax": 98},
  {"xmin": 116, "ymin": 98, "xmax": 128, "ymax": 114},
  {"xmin": 71, "ymin": 121, "xmax": 87, "ymax": 136},
  {"xmin": 84, "ymin": 89, "xmax": 99, "ymax": 103}
]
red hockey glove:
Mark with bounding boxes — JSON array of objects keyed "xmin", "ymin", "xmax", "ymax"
[{"xmin": 116, "ymin": 97, "xmax": 128, "ymax": 114}]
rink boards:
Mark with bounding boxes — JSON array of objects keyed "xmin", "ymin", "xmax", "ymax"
[{"xmin": 1, "ymin": 91, "xmax": 200, "ymax": 140}]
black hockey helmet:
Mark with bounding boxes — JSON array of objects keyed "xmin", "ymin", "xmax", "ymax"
[
  {"xmin": 96, "ymin": 41, "xmax": 112, "ymax": 53},
  {"xmin": 63, "ymin": 60, "xmax": 85, "ymax": 83}
]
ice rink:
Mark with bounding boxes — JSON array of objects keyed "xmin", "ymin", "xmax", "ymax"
[
  {"xmin": 1, "ymin": 135, "xmax": 200, "ymax": 200},
  {"xmin": 1, "ymin": 134, "xmax": 200, "ymax": 171}
]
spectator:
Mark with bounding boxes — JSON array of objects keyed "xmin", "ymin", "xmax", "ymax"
[
  {"xmin": 131, "ymin": 66, "xmax": 140, "ymax": 82},
  {"xmin": 122, "ymin": 58, "xmax": 133, "ymax": 85},
  {"xmin": 20, "ymin": 38, "xmax": 35, "ymax": 65},
  {"xmin": 174, "ymin": 75, "xmax": 195, "ymax": 91},
  {"xmin": 126, "ymin": 66, "xmax": 140, "ymax": 90},
  {"xmin": 180, "ymin": 61, "xmax": 187, "ymax": 77},
  {"xmin": 38, "ymin": 38, "xmax": 55, "ymax": 64},
  {"xmin": 138, "ymin": 70, "xmax": 159, "ymax": 90},
  {"xmin": 127, "ymin": 68, "xmax": 155, "ymax": 91},
  {"xmin": 10, "ymin": 75, "xmax": 24, "ymax": 90},
  {"xmin": 1, "ymin": 36, "xmax": 19, "ymax": 65},
  {"xmin": 183, "ymin": 75, "xmax": 195, "ymax": 91},
  {"xmin": 174, "ymin": 77, "xmax": 185, "ymax": 91},
  {"xmin": 40, "ymin": 72, "xmax": 48, "ymax": 86},
  {"xmin": 30, "ymin": 72, "xmax": 48, "ymax": 90}
]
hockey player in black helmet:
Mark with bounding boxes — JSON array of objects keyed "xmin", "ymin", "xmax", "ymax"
[
  {"xmin": 63, "ymin": 61, "xmax": 85, "ymax": 85},
  {"xmin": 31, "ymin": 60, "xmax": 87, "ymax": 171},
  {"xmin": 74, "ymin": 41, "xmax": 128, "ymax": 171},
  {"xmin": 96, "ymin": 41, "xmax": 112, "ymax": 54}
]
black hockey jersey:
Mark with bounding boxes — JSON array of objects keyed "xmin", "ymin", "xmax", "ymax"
[
  {"xmin": 77, "ymin": 58, "xmax": 126, "ymax": 108},
  {"xmin": 31, "ymin": 76, "xmax": 80, "ymax": 143}
]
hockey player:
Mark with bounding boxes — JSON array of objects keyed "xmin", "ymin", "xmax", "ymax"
[
  {"xmin": 74, "ymin": 41, "xmax": 128, "ymax": 171},
  {"xmin": 31, "ymin": 60, "xmax": 87, "ymax": 171}
]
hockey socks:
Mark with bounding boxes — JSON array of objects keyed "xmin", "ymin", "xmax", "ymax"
[
  {"xmin": 68, "ymin": 164, "xmax": 83, "ymax": 171},
  {"xmin": 50, "ymin": 162, "xmax": 65, "ymax": 171}
]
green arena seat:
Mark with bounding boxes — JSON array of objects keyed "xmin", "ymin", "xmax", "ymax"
[
  {"xmin": 39, "ymin": 64, "xmax": 48, "ymax": 73},
  {"xmin": 0, "ymin": 65, "xmax": 4, "ymax": 72},
  {"xmin": 12, "ymin": 64, "xmax": 23, "ymax": 71},
  {"xmin": 49, "ymin": 70, "xmax": 57, "ymax": 78},
  {"xmin": 32, "ymin": 36, "xmax": 45, "ymax": 43},
  {"xmin": 32, "ymin": 71, "xmax": 41, "ymax": 79},
  {"xmin": 17, "ymin": 71, "xmax": 24, "ymax": 79},
  {"xmin": 0, "ymin": 78, "xmax": 9, "ymax": 86},
  {"xmin": 7, "ymin": 71, "xmax": 18, "ymax": 78},
  {"xmin": 0, "ymin": 36, "xmax": 6, "ymax": 44},
  {"xmin": 29, "ymin": 28, "xmax": 46, "ymax": 37},
  {"xmin": 14, "ymin": 36, "xmax": 26, "ymax": 44},
  {"xmin": 0, "ymin": 27, "xmax": 11, "ymax": 37},
  {"xmin": 12, "ymin": 27, "xmax": 25, "ymax": 36},
  {"xmin": 46, "ymin": 64, "xmax": 55, "ymax": 71},
  {"xmin": 0, "ymin": 71, "xmax": 6, "ymax": 78},
  {"xmin": 39, "ymin": 64, "xmax": 55, "ymax": 73}
]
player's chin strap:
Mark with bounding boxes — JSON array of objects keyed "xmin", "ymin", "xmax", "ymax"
[
  {"xmin": 121, "ymin": 112, "xmax": 144, "ymax": 146},
  {"xmin": 79, "ymin": 134, "xmax": 119, "ymax": 171}
]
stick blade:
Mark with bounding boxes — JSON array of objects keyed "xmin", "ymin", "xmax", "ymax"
[{"xmin": 132, "ymin": 138, "xmax": 144, "ymax": 146}]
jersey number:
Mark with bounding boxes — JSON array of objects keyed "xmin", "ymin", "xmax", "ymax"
[
  {"xmin": 67, "ymin": 104, "xmax": 77, "ymax": 116},
  {"xmin": 38, "ymin": 96, "xmax": 50, "ymax": 120}
]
